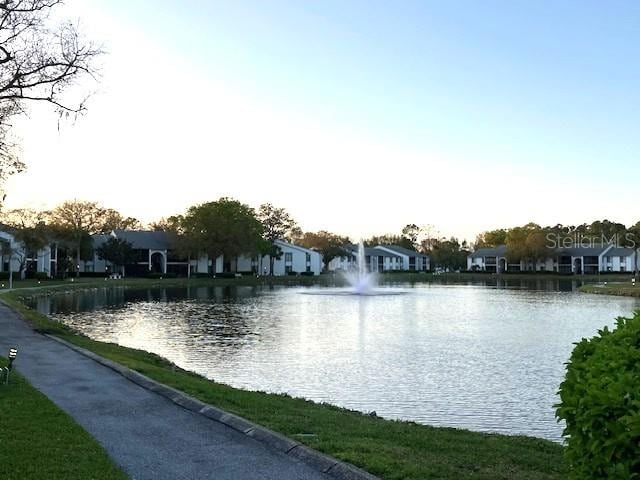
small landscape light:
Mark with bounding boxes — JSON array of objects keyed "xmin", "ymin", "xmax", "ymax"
[{"xmin": 7, "ymin": 347, "xmax": 17, "ymax": 376}]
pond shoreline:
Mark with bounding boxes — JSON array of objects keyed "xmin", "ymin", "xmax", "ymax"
[
  {"xmin": 579, "ymin": 282, "xmax": 640, "ymax": 298},
  {"xmin": 1, "ymin": 286, "xmax": 567, "ymax": 480},
  {"xmin": 0, "ymin": 270, "xmax": 634, "ymax": 295}
]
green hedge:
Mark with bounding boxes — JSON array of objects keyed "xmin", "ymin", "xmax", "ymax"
[{"xmin": 556, "ymin": 312, "xmax": 640, "ymax": 479}]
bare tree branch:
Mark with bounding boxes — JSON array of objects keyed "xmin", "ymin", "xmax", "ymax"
[{"xmin": 0, "ymin": 1, "xmax": 102, "ymax": 197}]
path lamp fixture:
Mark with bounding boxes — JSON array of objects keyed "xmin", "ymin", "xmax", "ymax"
[
  {"xmin": 4, "ymin": 347, "xmax": 17, "ymax": 385},
  {"xmin": 8, "ymin": 347, "xmax": 17, "ymax": 369}
]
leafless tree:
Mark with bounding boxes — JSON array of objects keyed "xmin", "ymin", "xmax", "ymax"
[{"xmin": 0, "ymin": 0, "xmax": 101, "ymax": 193}]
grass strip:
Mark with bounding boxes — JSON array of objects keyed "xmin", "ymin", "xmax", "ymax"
[
  {"xmin": 0, "ymin": 356, "xmax": 127, "ymax": 480},
  {"xmin": 579, "ymin": 282, "xmax": 640, "ymax": 298},
  {"xmin": 3, "ymin": 289, "xmax": 566, "ymax": 480}
]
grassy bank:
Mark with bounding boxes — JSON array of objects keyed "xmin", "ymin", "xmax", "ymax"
[
  {"xmin": 578, "ymin": 282, "xmax": 640, "ymax": 298},
  {"xmin": 3, "ymin": 289, "xmax": 566, "ymax": 480},
  {"xmin": 0, "ymin": 356, "xmax": 126, "ymax": 480}
]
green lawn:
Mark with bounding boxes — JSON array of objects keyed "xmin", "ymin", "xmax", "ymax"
[
  {"xmin": 578, "ymin": 282, "xmax": 640, "ymax": 297},
  {"xmin": 2, "ymin": 289, "xmax": 567, "ymax": 480},
  {"xmin": 0, "ymin": 357, "xmax": 127, "ymax": 480}
]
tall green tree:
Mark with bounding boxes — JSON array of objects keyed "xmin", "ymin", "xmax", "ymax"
[
  {"xmin": 475, "ymin": 229, "xmax": 508, "ymax": 248},
  {"xmin": 296, "ymin": 231, "xmax": 350, "ymax": 271},
  {"xmin": 181, "ymin": 198, "xmax": 263, "ymax": 273},
  {"xmin": 48, "ymin": 200, "xmax": 105, "ymax": 276},
  {"xmin": 430, "ymin": 237, "xmax": 469, "ymax": 272},
  {"xmin": 100, "ymin": 209, "xmax": 141, "ymax": 233},
  {"xmin": 257, "ymin": 203, "xmax": 299, "ymax": 275},
  {"xmin": 585, "ymin": 220, "xmax": 627, "ymax": 243},
  {"xmin": 96, "ymin": 237, "xmax": 135, "ymax": 276},
  {"xmin": 401, "ymin": 224, "xmax": 420, "ymax": 249},
  {"xmin": 364, "ymin": 234, "xmax": 414, "ymax": 250},
  {"xmin": 505, "ymin": 227, "xmax": 528, "ymax": 262},
  {"xmin": 525, "ymin": 229, "xmax": 550, "ymax": 270}
]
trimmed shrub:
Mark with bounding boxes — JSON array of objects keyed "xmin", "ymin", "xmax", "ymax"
[
  {"xmin": 286, "ymin": 271, "xmax": 298, "ymax": 276},
  {"xmin": 78, "ymin": 272, "xmax": 108, "ymax": 278},
  {"xmin": 300, "ymin": 271, "xmax": 314, "ymax": 276},
  {"xmin": 556, "ymin": 312, "xmax": 640, "ymax": 479}
]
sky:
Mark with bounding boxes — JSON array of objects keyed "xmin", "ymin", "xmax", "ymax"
[{"xmin": 5, "ymin": 0, "xmax": 640, "ymax": 241}]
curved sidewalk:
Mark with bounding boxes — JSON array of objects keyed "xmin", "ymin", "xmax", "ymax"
[{"xmin": 0, "ymin": 303, "xmax": 329, "ymax": 480}]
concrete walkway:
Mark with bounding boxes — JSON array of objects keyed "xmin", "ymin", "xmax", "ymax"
[{"xmin": 0, "ymin": 303, "xmax": 329, "ymax": 480}]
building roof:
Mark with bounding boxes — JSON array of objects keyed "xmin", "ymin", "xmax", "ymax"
[
  {"xmin": 468, "ymin": 245, "xmax": 508, "ymax": 258},
  {"xmin": 274, "ymin": 239, "xmax": 320, "ymax": 256},
  {"xmin": 112, "ymin": 230, "xmax": 173, "ymax": 250},
  {"xmin": 368, "ymin": 247, "xmax": 400, "ymax": 257},
  {"xmin": 553, "ymin": 245, "xmax": 611, "ymax": 257},
  {"xmin": 91, "ymin": 234, "xmax": 111, "ymax": 248},
  {"xmin": 606, "ymin": 247, "xmax": 636, "ymax": 257},
  {"xmin": 378, "ymin": 244, "xmax": 428, "ymax": 258},
  {"xmin": 468, "ymin": 244, "xmax": 628, "ymax": 259},
  {"xmin": 345, "ymin": 244, "xmax": 401, "ymax": 258}
]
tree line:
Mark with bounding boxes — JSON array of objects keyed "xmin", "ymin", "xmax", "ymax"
[{"xmin": 475, "ymin": 220, "xmax": 640, "ymax": 264}]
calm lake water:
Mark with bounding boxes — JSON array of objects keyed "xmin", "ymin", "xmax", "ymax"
[{"xmin": 27, "ymin": 281, "xmax": 640, "ymax": 441}]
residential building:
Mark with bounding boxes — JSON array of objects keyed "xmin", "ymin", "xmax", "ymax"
[
  {"xmin": 467, "ymin": 244, "xmax": 638, "ymax": 273},
  {"xmin": 80, "ymin": 230, "xmax": 190, "ymax": 276},
  {"xmin": 0, "ymin": 226, "xmax": 55, "ymax": 278},
  {"xmin": 602, "ymin": 247, "xmax": 637, "ymax": 273},
  {"xmin": 328, "ymin": 244, "xmax": 429, "ymax": 273},
  {"xmin": 467, "ymin": 245, "xmax": 513, "ymax": 273},
  {"xmin": 233, "ymin": 239, "xmax": 322, "ymax": 276},
  {"xmin": 375, "ymin": 245, "xmax": 430, "ymax": 271},
  {"xmin": 79, "ymin": 232, "xmax": 322, "ymax": 277}
]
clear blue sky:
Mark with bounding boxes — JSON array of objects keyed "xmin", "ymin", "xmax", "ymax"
[
  {"xmin": 122, "ymin": 0, "xmax": 640, "ymax": 166},
  {"xmin": 9, "ymin": 1, "xmax": 640, "ymax": 240}
]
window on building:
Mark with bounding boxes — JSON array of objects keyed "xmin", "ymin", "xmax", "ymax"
[
  {"xmin": 285, "ymin": 252, "xmax": 293, "ymax": 262},
  {"xmin": 285, "ymin": 265, "xmax": 293, "ymax": 273}
]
